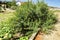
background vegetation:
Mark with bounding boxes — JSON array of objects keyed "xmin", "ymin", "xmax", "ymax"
[{"xmin": 6, "ymin": 0, "xmax": 16, "ymax": 10}]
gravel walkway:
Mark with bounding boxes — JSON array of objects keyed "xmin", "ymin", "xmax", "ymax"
[{"xmin": 43, "ymin": 12, "xmax": 60, "ymax": 40}]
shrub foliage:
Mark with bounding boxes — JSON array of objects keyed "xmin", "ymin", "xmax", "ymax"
[{"xmin": 0, "ymin": 1, "xmax": 56, "ymax": 40}]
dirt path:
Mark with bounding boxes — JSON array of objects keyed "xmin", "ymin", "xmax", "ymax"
[{"xmin": 43, "ymin": 12, "xmax": 60, "ymax": 40}]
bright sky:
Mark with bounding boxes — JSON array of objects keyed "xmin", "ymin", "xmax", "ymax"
[
  {"xmin": 0, "ymin": 0, "xmax": 60, "ymax": 7},
  {"xmin": 21, "ymin": 0, "xmax": 60, "ymax": 7},
  {"xmin": 20, "ymin": 0, "xmax": 60, "ymax": 7},
  {"xmin": 45, "ymin": 0, "xmax": 60, "ymax": 7}
]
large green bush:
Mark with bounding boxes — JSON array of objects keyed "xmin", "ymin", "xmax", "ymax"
[
  {"xmin": 15, "ymin": 1, "xmax": 56, "ymax": 36},
  {"xmin": 0, "ymin": 1, "xmax": 57, "ymax": 40}
]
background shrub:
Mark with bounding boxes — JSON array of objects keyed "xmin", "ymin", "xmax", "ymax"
[{"xmin": 6, "ymin": 0, "xmax": 16, "ymax": 8}]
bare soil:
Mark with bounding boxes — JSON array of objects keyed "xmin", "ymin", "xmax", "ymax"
[{"xmin": 35, "ymin": 32, "xmax": 43, "ymax": 40}]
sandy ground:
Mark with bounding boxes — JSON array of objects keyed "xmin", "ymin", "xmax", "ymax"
[
  {"xmin": 0, "ymin": 8, "xmax": 15, "ymax": 14},
  {"xmin": 43, "ymin": 12, "xmax": 60, "ymax": 40}
]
